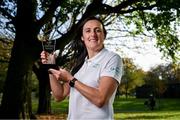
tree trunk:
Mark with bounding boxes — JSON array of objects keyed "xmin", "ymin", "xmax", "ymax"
[
  {"xmin": 37, "ymin": 65, "xmax": 51, "ymax": 114},
  {"xmin": 0, "ymin": 41, "xmax": 35, "ymax": 118},
  {"xmin": 0, "ymin": 0, "xmax": 40, "ymax": 119}
]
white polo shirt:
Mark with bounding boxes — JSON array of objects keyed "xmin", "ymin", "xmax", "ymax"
[{"xmin": 67, "ymin": 48, "xmax": 123, "ymax": 120}]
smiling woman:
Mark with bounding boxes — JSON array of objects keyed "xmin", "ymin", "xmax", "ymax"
[
  {"xmin": 40, "ymin": 16, "xmax": 124, "ymax": 120},
  {"xmin": 81, "ymin": 19, "xmax": 105, "ymax": 53}
]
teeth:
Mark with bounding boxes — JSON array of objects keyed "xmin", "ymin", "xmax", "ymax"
[{"xmin": 90, "ymin": 39, "xmax": 97, "ymax": 41}]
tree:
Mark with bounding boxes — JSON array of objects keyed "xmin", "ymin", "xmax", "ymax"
[
  {"xmin": 119, "ymin": 58, "xmax": 145, "ymax": 98},
  {"xmin": 145, "ymin": 65, "xmax": 167, "ymax": 97},
  {"xmin": 145, "ymin": 62, "xmax": 180, "ymax": 97},
  {"xmin": 0, "ymin": 0, "xmax": 180, "ymax": 119}
]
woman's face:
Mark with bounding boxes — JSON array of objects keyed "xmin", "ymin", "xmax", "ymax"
[{"xmin": 81, "ymin": 20, "xmax": 105, "ymax": 51}]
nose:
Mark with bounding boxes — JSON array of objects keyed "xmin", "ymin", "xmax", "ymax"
[{"xmin": 90, "ymin": 30, "xmax": 97, "ymax": 37}]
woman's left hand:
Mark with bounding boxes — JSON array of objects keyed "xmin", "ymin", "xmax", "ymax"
[
  {"xmin": 58, "ymin": 68, "xmax": 74, "ymax": 82},
  {"xmin": 48, "ymin": 68, "xmax": 74, "ymax": 82}
]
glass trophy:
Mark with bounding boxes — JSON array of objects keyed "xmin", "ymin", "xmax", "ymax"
[
  {"xmin": 42, "ymin": 40, "xmax": 56, "ymax": 54},
  {"xmin": 41, "ymin": 39, "xmax": 59, "ymax": 70}
]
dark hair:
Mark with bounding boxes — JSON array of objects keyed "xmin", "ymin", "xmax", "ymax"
[{"xmin": 71, "ymin": 16, "xmax": 107, "ymax": 75}]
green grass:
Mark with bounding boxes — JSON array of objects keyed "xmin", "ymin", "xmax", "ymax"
[
  {"xmin": 113, "ymin": 97, "xmax": 180, "ymax": 119},
  {"xmin": 114, "ymin": 111, "xmax": 180, "ymax": 120},
  {"xmin": 32, "ymin": 97, "xmax": 180, "ymax": 120},
  {"xmin": 113, "ymin": 97, "xmax": 180, "ymax": 112}
]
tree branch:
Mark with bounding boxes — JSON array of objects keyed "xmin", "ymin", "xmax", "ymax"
[
  {"xmin": 0, "ymin": 7, "xmax": 15, "ymax": 24},
  {"xmin": 92, "ymin": 0, "xmax": 103, "ymax": 4},
  {"xmin": 114, "ymin": 0, "xmax": 140, "ymax": 11},
  {"xmin": 54, "ymin": 0, "xmax": 157, "ymax": 51},
  {"xmin": 98, "ymin": 2, "xmax": 157, "ymax": 15},
  {"xmin": 37, "ymin": 0, "xmax": 61, "ymax": 29}
]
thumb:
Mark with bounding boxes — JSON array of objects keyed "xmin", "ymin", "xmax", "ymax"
[{"xmin": 48, "ymin": 68, "xmax": 59, "ymax": 74}]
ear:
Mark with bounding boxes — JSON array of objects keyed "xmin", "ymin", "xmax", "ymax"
[{"xmin": 81, "ymin": 36, "xmax": 84, "ymax": 41}]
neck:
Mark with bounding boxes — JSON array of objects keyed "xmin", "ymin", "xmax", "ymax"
[{"xmin": 87, "ymin": 47, "xmax": 104, "ymax": 59}]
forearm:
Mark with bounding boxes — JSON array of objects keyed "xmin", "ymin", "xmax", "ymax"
[
  {"xmin": 73, "ymin": 77, "xmax": 118, "ymax": 108},
  {"xmin": 74, "ymin": 81, "xmax": 107, "ymax": 108},
  {"xmin": 49, "ymin": 74, "xmax": 69, "ymax": 101}
]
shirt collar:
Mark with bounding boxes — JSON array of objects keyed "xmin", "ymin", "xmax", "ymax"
[{"xmin": 85, "ymin": 48, "xmax": 107, "ymax": 63}]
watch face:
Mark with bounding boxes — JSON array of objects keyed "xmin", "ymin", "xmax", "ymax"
[
  {"xmin": 69, "ymin": 78, "xmax": 77, "ymax": 87},
  {"xmin": 69, "ymin": 80, "xmax": 74, "ymax": 87}
]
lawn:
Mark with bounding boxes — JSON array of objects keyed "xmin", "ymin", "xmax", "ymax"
[
  {"xmin": 113, "ymin": 97, "xmax": 180, "ymax": 120},
  {"xmin": 33, "ymin": 97, "xmax": 180, "ymax": 120},
  {"xmin": 115, "ymin": 111, "xmax": 180, "ymax": 120}
]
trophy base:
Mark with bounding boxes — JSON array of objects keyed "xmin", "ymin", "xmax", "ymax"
[{"xmin": 41, "ymin": 64, "xmax": 59, "ymax": 71}]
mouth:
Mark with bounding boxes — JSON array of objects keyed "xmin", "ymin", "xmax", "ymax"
[{"xmin": 89, "ymin": 38, "xmax": 98, "ymax": 41}]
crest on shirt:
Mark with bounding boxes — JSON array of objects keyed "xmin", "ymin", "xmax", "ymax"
[
  {"xmin": 92, "ymin": 63, "xmax": 100, "ymax": 68},
  {"xmin": 109, "ymin": 67, "xmax": 120, "ymax": 74}
]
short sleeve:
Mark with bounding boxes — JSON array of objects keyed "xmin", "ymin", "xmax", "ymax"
[{"xmin": 100, "ymin": 54, "xmax": 123, "ymax": 84}]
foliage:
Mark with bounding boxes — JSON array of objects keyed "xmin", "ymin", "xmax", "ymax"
[
  {"xmin": 0, "ymin": 37, "xmax": 12, "ymax": 93},
  {"xmin": 119, "ymin": 58, "xmax": 146, "ymax": 96},
  {"xmin": 0, "ymin": 37, "xmax": 12, "ymax": 62},
  {"xmin": 148, "ymin": 63, "xmax": 180, "ymax": 84},
  {"xmin": 144, "ymin": 62, "xmax": 180, "ymax": 96},
  {"xmin": 0, "ymin": 0, "xmax": 180, "ymax": 61}
]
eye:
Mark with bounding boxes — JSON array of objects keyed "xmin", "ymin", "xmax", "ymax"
[
  {"xmin": 84, "ymin": 29, "xmax": 91, "ymax": 33},
  {"xmin": 95, "ymin": 29, "xmax": 102, "ymax": 33}
]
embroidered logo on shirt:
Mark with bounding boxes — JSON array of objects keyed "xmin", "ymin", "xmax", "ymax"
[
  {"xmin": 109, "ymin": 67, "xmax": 120, "ymax": 74},
  {"xmin": 92, "ymin": 63, "xmax": 100, "ymax": 68}
]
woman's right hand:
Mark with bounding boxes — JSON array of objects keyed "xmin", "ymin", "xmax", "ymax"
[
  {"xmin": 40, "ymin": 51, "xmax": 49, "ymax": 64},
  {"xmin": 40, "ymin": 51, "xmax": 56, "ymax": 64}
]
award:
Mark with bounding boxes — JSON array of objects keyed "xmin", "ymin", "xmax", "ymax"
[
  {"xmin": 42, "ymin": 40, "xmax": 56, "ymax": 54},
  {"xmin": 41, "ymin": 39, "xmax": 59, "ymax": 70},
  {"xmin": 41, "ymin": 39, "xmax": 56, "ymax": 64},
  {"xmin": 38, "ymin": 33, "xmax": 59, "ymax": 70}
]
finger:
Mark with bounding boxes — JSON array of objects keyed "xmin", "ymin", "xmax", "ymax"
[
  {"xmin": 59, "ymin": 68, "xmax": 65, "ymax": 71},
  {"xmin": 48, "ymin": 69, "xmax": 61, "ymax": 80},
  {"xmin": 48, "ymin": 68, "xmax": 60, "ymax": 74},
  {"xmin": 41, "ymin": 55, "xmax": 47, "ymax": 59},
  {"xmin": 40, "ymin": 51, "xmax": 46, "ymax": 56},
  {"xmin": 40, "ymin": 51, "xmax": 48, "ymax": 59},
  {"xmin": 41, "ymin": 59, "xmax": 47, "ymax": 64},
  {"xmin": 41, "ymin": 51, "xmax": 49, "ymax": 56}
]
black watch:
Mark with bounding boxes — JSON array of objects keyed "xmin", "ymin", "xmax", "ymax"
[{"xmin": 69, "ymin": 78, "xmax": 78, "ymax": 87}]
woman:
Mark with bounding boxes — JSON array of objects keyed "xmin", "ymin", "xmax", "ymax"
[{"xmin": 41, "ymin": 16, "xmax": 123, "ymax": 120}]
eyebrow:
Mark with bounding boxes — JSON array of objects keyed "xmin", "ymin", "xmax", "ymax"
[{"xmin": 83, "ymin": 27, "xmax": 102, "ymax": 30}]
